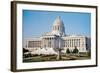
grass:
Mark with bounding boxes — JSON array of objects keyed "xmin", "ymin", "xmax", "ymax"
[{"xmin": 23, "ymin": 53, "xmax": 91, "ymax": 63}]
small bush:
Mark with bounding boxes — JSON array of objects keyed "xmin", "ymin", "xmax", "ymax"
[
  {"xmin": 72, "ymin": 46, "xmax": 79, "ymax": 54},
  {"xmin": 66, "ymin": 48, "xmax": 71, "ymax": 54}
]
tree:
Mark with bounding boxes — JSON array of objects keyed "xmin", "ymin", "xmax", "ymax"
[
  {"xmin": 23, "ymin": 48, "xmax": 30, "ymax": 58},
  {"xmin": 72, "ymin": 46, "xmax": 79, "ymax": 54},
  {"xmin": 23, "ymin": 48, "xmax": 29, "ymax": 53},
  {"xmin": 66, "ymin": 48, "xmax": 70, "ymax": 54}
]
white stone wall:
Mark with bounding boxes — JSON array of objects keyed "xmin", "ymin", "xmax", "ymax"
[
  {"xmin": 25, "ymin": 35, "xmax": 89, "ymax": 54},
  {"xmin": 62, "ymin": 36, "xmax": 88, "ymax": 53}
]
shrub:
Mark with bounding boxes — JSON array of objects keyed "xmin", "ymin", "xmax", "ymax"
[
  {"xmin": 66, "ymin": 48, "xmax": 70, "ymax": 54},
  {"xmin": 72, "ymin": 46, "xmax": 79, "ymax": 54}
]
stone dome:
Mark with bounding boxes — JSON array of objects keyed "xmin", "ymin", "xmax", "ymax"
[
  {"xmin": 53, "ymin": 16, "xmax": 64, "ymax": 26},
  {"xmin": 52, "ymin": 16, "xmax": 65, "ymax": 36}
]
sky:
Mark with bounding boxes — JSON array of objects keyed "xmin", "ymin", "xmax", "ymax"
[{"xmin": 23, "ymin": 10, "xmax": 91, "ymax": 38}]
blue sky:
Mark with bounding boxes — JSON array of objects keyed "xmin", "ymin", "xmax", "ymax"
[{"xmin": 23, "ymin": 10, "xmax": 91, "ymax": 38}]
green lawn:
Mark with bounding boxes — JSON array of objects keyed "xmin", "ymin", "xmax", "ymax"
[{"xmin": 23, "ymin": 53, "xmax": 91, "ymax": 63}]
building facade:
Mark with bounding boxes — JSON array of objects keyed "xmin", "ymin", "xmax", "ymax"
[{"xmin": 25, "ymin": 16, "xmax": 91, "ymax": 54}]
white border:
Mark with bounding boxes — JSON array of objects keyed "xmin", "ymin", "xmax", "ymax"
[{"xmin": 17, "ymin": 3, "xmax": 96, "ymax": 69}]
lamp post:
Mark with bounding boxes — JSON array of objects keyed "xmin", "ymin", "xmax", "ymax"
[{"xmin": 57, "ymin": 36, "xmax": 63, "ymax": 60}]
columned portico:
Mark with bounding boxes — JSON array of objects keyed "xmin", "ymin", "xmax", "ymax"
[{"xmin": 42, "ymin": 36, "xmax": 56, "ymax": 48}]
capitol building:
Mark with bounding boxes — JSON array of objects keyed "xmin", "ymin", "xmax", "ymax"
[{"xmin": 24, "ymin": 16, "xmax": 91, "ymax": 55}]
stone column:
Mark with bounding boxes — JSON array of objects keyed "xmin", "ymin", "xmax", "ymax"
[
  {"xmin": 42, "ymin": 38, "xmax": 45, "ymax": 48},
  {"xmin": 52, "ymin": 37, "xmax": 54, "ymax": 48},
  {"xmin": 52, "ymin": 37, "xmax": 53, "ymax": 48}
]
